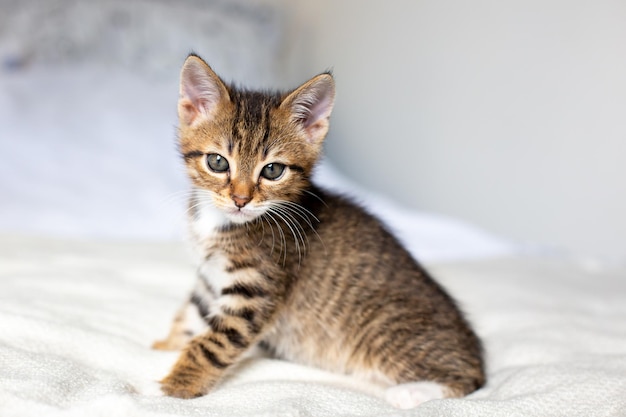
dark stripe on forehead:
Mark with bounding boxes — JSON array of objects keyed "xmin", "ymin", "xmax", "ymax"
[
  {"xmin": 251, "ymin": 101, "xmax": 272, "ymax": 158},
  {"xmin": 246, "ymin": 93, "xmax": 264, "ymax": 122},
  {"xmin": 231, "ymin": 94, "xmax": 243, "ymax": 144},
  {"xmin": 261, "ymin": 104, "xmax": 272, "ymax": 146},
  {"xmin": 227, "ymin": 87, "xmax": 284, "ymax": 159}
]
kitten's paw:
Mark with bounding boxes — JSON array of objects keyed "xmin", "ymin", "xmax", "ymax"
[
  {"xmin": 385, "ymin": 381, "xmax": 446, "ymax": 409},
  {"xmin": 160, "ymin": 383, "xmax": 204, "ymax": 399},
  {"xmin": 160, "ymin": 375, "xmax": 207, "ymax": 399}
]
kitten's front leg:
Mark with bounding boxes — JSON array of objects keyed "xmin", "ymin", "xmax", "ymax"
[{"xmin": 160, "ymin": 268, "xmax": 280, "ymax": 398}]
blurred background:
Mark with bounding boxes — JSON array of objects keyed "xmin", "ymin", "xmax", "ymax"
[{"xmin": 1, "ymin": 0, "xmax": 625, "ymax": 260}]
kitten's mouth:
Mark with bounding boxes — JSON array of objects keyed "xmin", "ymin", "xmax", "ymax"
[{"xmin": 225, "ymin": 207, "xmax": 261, "ymax": 224}]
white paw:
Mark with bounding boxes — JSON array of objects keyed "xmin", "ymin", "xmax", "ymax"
[{"xmin": 385, "ymin": 381, "xmax": 446, "ymax": 409}]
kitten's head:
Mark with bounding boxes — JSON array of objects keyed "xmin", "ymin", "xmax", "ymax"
[{"xmin": 177, "ymin": 54, "xmax": 335, "ymax": 225}]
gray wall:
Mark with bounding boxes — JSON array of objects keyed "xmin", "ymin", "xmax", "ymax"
[{"xmin": 278, "ymin": 0, "xmax": 626, "ymax": 259}]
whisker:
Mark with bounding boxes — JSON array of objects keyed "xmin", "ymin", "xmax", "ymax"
[
  {"xmin": 265, "ymin": 211, "xmax": 287, "ymax": 266},
  {"xmin": 184, "ymin": 194, "xmax": 216, "ymax": 216},
  {"xmin": 269, "ymin": 207, "xmax": 303, "ymax": 265},
  {"xmin": 304, "ymin": 190, "xmax": 328, "ymax": 207},
  {"xmin": 273, "ymin": 205, "xmax": 309, "ymax": 265},
  {"xmin": 271, "ymin": 207, "xmax": 306, "ymax": 266},
  {"xmin": 156, "ymin": 189, "xmax": 196, "ymax": 210},
  {"xmin": 275, "ymin": 201, "xmax": 319, "ymax": 226},
  {"xmin": 255, "ymin": 217, "xmax": 265, "ymax": 246},
  {"xmin": 273, "ymin": 201, "xmax": 326, "ymax": 255},
  {"xmin": 272, "ymin": 205, "xmax": 309, "ymax": 250},
  {"xmin": 261, "ymin": 214, "xmax": 276, "ymax": 254}
]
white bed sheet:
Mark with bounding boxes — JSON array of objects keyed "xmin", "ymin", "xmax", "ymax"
[{"xmin": 1, "ymin": 235, "xmax": 624, "ymax": 417}]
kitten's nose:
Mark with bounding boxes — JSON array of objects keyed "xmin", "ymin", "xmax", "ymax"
[{"xmin": 231, "ymin": 194, "xmax": 251, "ymax": 208}]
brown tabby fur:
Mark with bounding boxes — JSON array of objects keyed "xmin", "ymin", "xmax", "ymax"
[{"xmin": 153, "ymin": 54, "xmax": 485, "ymax": 404}]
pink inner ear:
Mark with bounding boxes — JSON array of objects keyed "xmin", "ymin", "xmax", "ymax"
[
  {"xmin": 179, "ymin": 58, "xmax": 224, "ymax": 125},
  {"xmin": 302, "ymin": 92, "xmax": 334, "ymax": 129},
  {"xmin": 304, "ymin": 119, "xmax": 329, "ymax": 143},
  {"xmin": 179, "ymin": 98, "xmax": 200, "ymax": 126},
  {"xmin": 290, "ymin": 76, "xmax": 335, "ymax": 143}
]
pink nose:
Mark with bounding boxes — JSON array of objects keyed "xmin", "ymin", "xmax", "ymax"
[{"xmin": 232, "ymin": 194, "xmax": 251, "ymax": 208}]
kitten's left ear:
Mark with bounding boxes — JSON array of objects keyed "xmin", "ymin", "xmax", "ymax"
[
  {"xmin": 281, "ymin": 72, "xmax": 335, "ymax": 145},
  {"xmin": 178, "ymin": 54, "xmax": 230, "ymax": 128}
]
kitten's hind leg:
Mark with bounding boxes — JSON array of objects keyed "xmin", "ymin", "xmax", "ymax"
[
  {"xmin": 152, "ymin": 296, "xmax": 209, "ymax": 351},
  {"xmin": 384, "ymin": 381, "xmax": 447, "ymax": 409}
]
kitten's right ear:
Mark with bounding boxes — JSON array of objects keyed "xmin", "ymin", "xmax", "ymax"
[
  {"xmin": 178, "ymin": 54, "xmax": 230, "ymax": 127},
  {"xmin": 280, "ymin": 72, "xmax": 335, "ymax": 145}
]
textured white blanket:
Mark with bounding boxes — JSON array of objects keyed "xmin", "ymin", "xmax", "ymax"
[{"xmin": 1, "ymin": 235, "xmax": 625, "ymax": 416}]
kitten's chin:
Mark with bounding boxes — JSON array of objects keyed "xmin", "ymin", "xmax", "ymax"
[{"xmin": 224, "ymin": 208, "xmax": 262, "ymax": 224}]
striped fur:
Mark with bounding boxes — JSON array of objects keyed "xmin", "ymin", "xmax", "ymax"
[{"xmin": 153, "ymin": 55, "xmax": 485, "ymax": 407}]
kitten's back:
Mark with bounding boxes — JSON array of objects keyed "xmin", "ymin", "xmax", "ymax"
[{"xmin": 261, "ymin": 186, "xmax": 485, "ymax": 395}]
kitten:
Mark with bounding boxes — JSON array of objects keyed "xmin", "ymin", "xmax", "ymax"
[{"xmin": 153, "ymin": 54, "xmax": 485, "ymax": 409}]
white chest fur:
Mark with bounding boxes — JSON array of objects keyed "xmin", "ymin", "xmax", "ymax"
[
  {"xmin": 198, "ymin": 253, "xmax": 235, "ymax": 294},
  {"xmin": 187, "ymin": 190, "xmax": 234, "ymax": 295},
  {"xmin": 189, "ymin": 193, "xmax": 228, "ymax": 239}
]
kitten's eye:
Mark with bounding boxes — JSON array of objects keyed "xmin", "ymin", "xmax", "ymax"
[
  {"xmin": 206, "ymin": 154, "xmax": 229, "ymax": 173},
  {"xmin": 261, "ymin": 163, "xmax": 286, "ymax": 180}
]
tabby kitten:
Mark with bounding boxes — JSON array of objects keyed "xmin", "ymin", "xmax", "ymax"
[{"xmin": 153, "ymin": 54, "xmax": 485, "ymax": 409}]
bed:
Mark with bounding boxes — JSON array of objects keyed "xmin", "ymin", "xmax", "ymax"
[
  {"xmin": 2, "ymin": 231, "xmax": 625, "ymax": 416},
  {"xmin": 1, "ymin": 1, "xmax": 625, "ymax": 416}
]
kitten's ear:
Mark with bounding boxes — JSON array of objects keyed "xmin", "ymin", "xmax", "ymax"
[
  {"xmin": 281, "ymin": 72, "xmax": 335, "ymax": 144},
  {"xmin": 178, "ymin": 54, "xmax": 230, "ymax": 127}
]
